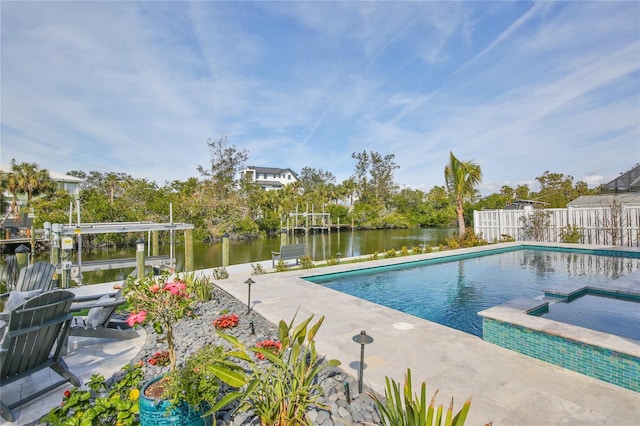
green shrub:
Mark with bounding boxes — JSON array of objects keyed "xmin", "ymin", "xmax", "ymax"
[
  {"xmin": 385, "ymin": 249, "xmax": 397, "ymax": 258},
  {"xmin": 214, "ymin": 314, "xmax": 340, "ymax": 425},
  {"xmin": 162, "ymin": 344, "xmax": 246, "ymax": 414},
  {"xmin": 326, "ymin": 257, "xmax": 339, "ymax": 266},
  {"xmin": 412, "ymin": 246, "xmax": 422, "ymax": 255},
  {"xmin": 213, "ymin": 267, "xmax": 229, "ymax": 280},
  {"xmin": 369, "ymin": 251, "xmax": 379, "ymax": 261},
  {"xmin": 369, "ymin": 368, "xmax": 473, "ymax": 426},
  {"xmin": 446, "ymin": 237, "xmax": 460, "ymax": 249},
  {"xmin": 400, "ymin": 246, "xmax": 410, "ymax": 256},
  {"xmin": 184, "ymin": 272, "xmax": 214, "ymax": 302},
  {"xmin": 275, "ymin": 259, "xmax": 289, "ymax": 272},
  {"xmin": 299, "ymin": 255, "xmax": 314, "ymax": 269},
  {"xmin": 424, "ymin": 245, "xmax": 432, "ymax": 253},
  {"xmin": 251, "ymin": 263, "xmax": 266, "ymax": 275},
  {"xmin": 559, "ymin": 225, "xmax": 582, "ymax": 244},
  {"xmin": 42, "ymin": 363, "xmax": 143, "ymax": 426}
]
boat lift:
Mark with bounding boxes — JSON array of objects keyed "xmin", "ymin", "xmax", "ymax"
[{"xmin": 44, "ymin": 221, "xmax": 194, "ymax": 287}]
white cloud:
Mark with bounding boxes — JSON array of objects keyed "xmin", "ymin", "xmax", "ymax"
[{"xmin": 1, "ymin": 1, "xmax": 638, "ymax": 193}]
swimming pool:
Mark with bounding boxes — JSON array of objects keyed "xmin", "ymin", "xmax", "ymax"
[{"xmin": 305, "ymin": 246, "xmax": 640, "ymax": 337}]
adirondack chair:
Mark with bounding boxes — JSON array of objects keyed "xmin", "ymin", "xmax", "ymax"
[
  {"xmin": 14, "ymin": 262, "xmax": 56, "ymax": 292},
  {"xmin": 0, "ymin": 255, "xmax": 19, "ymax": 290},
  {"xmin": 69, "ymin": 287, "xmax": 138, "ymax": 340},
  {"xmin": 0, "ymin": 290, "xmax": 80, "ymax": 422}
]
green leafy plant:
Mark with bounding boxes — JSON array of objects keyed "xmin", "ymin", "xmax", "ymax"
[
  {"xmin": 212, "ymin": 267, "xmax": 229, "ymax": 280},
  {"xmin": 251, "ymin": 263, "xmax": 266, "ymax": 275},
  {"xmin": 446, "ymin": 237, "xmax": 460, "ymax": 249},
  {"xmin": 424, "ymin": 245, "xmax": 432, "ymax": 253},
  {"xmin": 559, "ymin": 225, "xmax": 582, "ymax": 244},
  {"xmin": 412, "ymin": 246, "xmax": 422, "ymax": 255},
  {"xmin": 41, "ymin": 363, "xmax": 143, "ymax": 426},
  {"xmin": 326, "ymin": 257, "xmax": 339, "ymax": 266},
  {"xmin": 299, "ymin": 255, "xmax": 314, "ymax": 269},
  {"xmin": 385, "ymin": 249, "xmax": 397, "ymax": 258},
  {"xmin": 275, "ymin": 259, "xmax": 289, "ymax": 272},
  {"xmin": 183, "ymin": 272, "xmax": 215, "ymax": 302},
  {"xmin": 124, "ymin": 272, "xmax": 195, "ymax": 371},
  {"xmin": 369, "ymin": 369, "xmax": 474, "ymax": 426},
  {"xmin": 520, "ymin": 208, "xmax": 551, "ymax": 242},
  {"xmin": 160, "ymin": 344, "xmax": 247, "ymax": 418},
  {"xmin": 369, "ymin": 251, "xmax": 379, "ymax": 261},
  {"xmin": 400, "ymin": 246, "xmax": 410, "ymax": 256},
  {"xmin": 210, "ymin": 314, "xmax": 341, "ymax": 425}
]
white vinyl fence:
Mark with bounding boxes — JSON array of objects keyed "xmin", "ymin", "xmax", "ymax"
[{"xmin": 473, "ymin": 205, "xmax": 640, "ymax": 247}]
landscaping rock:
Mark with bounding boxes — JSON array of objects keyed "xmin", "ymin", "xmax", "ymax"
[{"xmin": 132, "ymin": 285, "xmax": 381, "ymax": 425}]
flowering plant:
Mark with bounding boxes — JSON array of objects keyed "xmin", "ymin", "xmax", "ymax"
[
  {"xmin": 148, "ymin": 351, "xmax": 171, "ymax": 366},
  {"xmin": 213, "ymin": 313, "xmax": 239, "ymax": 329},
  {"xmin": 254, "ymin": 339, "xmax": 282, "ymax": 360},
  {"xmin": 124, "ymin": 271, "xmax": 195, "ymax": 371}
]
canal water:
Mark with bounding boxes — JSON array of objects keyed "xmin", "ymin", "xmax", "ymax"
[{"xmin": 36, "ymin": 228, "xmax": 454, "ymax": 285}]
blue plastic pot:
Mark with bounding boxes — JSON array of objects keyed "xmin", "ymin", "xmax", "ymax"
[{"xmin": 139, "ymin": 375, "xmax": 212, "ymax": 426}]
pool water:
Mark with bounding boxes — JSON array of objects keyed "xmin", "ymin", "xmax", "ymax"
[
  {"xmin": 535, "ymin": 294, "xmax": 640, "ymax": 340},
  {"xmin": 306, "ymin": 248, "xmax": 640, "ymax": 337}
]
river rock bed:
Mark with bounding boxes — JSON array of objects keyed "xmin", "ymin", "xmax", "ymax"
[{"xmin": 131, "ymin": 285, "xmax": 382, "ymax": 426}]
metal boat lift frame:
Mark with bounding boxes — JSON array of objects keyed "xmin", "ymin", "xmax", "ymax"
[{"xmin": 46, "ymin": 221, "xmax": 194, "ymax": 286}]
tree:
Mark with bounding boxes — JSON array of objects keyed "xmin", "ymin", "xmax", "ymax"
[
  {"xmin": 197, "ymin": 135, "xmax": 248, "ymax": 196},
  {"xmin": 350, "ymin": 150, "xmax": 399, "ymax": 226},
  {"xmin": 444, "ymin": 152, "xmax": 482, "ymax": 236},
  {"xmin": 195, "ymin": 136, "xmax": 254, "ymax": 237},
  {"xmin": 11, "ymin": 159, "xmax": 54, "ymax": 208}
]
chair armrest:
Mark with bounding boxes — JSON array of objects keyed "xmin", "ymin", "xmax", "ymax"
[
  {"xmin": 70, "ymin": 298, "xmax": 124, "ymax": 313},
  {"xmin": 72, "ymin": 292, "xmax": 118, "ymax": 303}
]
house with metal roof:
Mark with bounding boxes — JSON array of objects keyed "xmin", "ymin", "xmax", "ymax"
[
  {"xmin": 568, "ymin": 164, "xmax": 640, "ymax": 208},
  {"xmin": 239, "ymin": 166, "xmax": 298, "ymax": 190}
]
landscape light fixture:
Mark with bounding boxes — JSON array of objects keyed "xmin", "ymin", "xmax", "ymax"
[
  {"xmin": 353, "ymin": 330, "xmax": 374, "ymax": 394},
  {"xmin": 245, "ymin": 278, "xmax": 255, "ymax": 314},
  {"xmin": 136, "ymin": 238, "xmax": 145, "ymax": 252}
]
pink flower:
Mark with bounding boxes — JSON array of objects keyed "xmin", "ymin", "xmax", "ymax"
[
  {"xmin": 126, "ymin": 310, "xmax": 148, "ymax": 327},
  {"xmin": 164, "ymin": 281, "xmax": 186, "ymax": 295},
  {"xmin": 149, "ymin": 284, "xmax": 160, "ymax": 293}
]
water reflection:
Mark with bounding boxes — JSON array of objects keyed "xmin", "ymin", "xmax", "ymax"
[{"xmin": 38, "ymin": 228, "xmax": 454, "ymax": 284}]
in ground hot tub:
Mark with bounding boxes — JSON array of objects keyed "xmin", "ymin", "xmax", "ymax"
[{"xmin": 479, "ymin": 278, "xmax": 640, "ymax": 392}]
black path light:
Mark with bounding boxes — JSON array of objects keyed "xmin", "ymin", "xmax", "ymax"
[
  {"xmin": 353, "ymin": 330, "xmax": 374, "ymax": 394},
  {"xmin": 245, "ymin": 278, "xmax": 255, "ymax": 314}
]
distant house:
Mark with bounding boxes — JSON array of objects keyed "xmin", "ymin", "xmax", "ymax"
[
  {"xmin": 504, "ymin": 199, "xmax": 548, "ymax": 210},
  {"xmin": 239, "ymin": 166, "xmax": 298, "ymax": 191},
  {"xmin": 0, "ymin": 164, "xmax": 84, "ymax": 218},
  {"xmin": 568, "ymin": 164, "xmax": 640, "ymax": 208},
  {"xmin": 600, "ymin": 163, "xmax": 640, "ymax": 193}
]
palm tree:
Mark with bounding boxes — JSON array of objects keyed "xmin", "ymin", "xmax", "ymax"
[
  {"xmin": 444, "ymin": 151, "xmax": 482, "ymax": 236},
  {"xmin": 12, "ymin": 160, "xmax": 54, "ymax": 207},
  {"xmin": 5, "ymin": 166, "xmax": 22, "ymax": 217}
]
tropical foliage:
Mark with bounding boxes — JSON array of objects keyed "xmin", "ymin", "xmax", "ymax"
[
  {"xmin": 444, "ymin": 152, "xmax": 482, "ymax": 237},
  {"xmin": 369, "ymin": 369, "xmax": 474, "ymax": 426},
  {"xmin": 3, "ymin": 137, "xmax": 603, "ymax": 247},
  {"xmin": 210, "ymin": 314, "xmax": 341, "ymax": 425}
]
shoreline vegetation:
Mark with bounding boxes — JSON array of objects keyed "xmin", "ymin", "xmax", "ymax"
[{"xmin": 3, "ymin": 146, "xmax": 599, "ymax": 255}]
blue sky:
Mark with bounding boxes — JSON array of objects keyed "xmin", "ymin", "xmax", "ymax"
[{"xmin": 2, "ymin": 1, "xmax": 639, "ymax": 195}]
